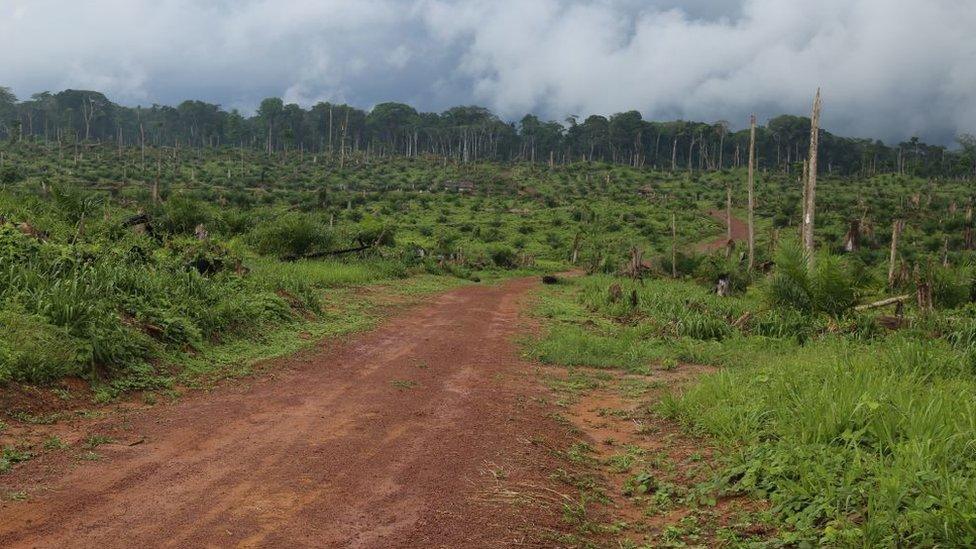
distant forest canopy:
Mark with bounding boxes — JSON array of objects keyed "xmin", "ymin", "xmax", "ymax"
[{"xmin": 1, "ymin": 86, "xmax": 974, "ymax": 178}]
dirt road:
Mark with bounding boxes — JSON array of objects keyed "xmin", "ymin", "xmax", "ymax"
[
  {"xmin": 697, "ymin": 209, "xmax": 749, "ymax": 252},
  {"xmin": 0, "ymin": 278, "xmax": 578, "ymax": 548}
]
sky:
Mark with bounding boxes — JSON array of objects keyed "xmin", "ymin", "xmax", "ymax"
[{"xmin": 1, "ymin": 0, "xmax": 974, "ymax": 144}]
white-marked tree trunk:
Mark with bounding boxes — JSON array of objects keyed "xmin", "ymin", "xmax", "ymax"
[{"xmin": 803, "ymin": 89, "xmax": 822, "ymax": 269}]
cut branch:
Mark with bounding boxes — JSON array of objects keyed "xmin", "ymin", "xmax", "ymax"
[{"xmin": 855, "ymin": 294, "xmax": 912, "ymax": 311}]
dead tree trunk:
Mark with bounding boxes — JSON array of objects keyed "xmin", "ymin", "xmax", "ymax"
[
  {"xmin": 803, "ymin": 89, "xmax": 822, "ymax": 269},
  {"xmin": 570, "ymin": 233, "xmax": 582, "ymax": 265},
  {"xmin": 855, "ymin": 294, "xmax": 911, "ymax": 311},
  {"xmin": 671, "ymin": 212, "xmax": 677, "ymax": 278},
  {"xmin": 843, "ymin": 219, "xmax": 861, "ymax": 252},
  {"xmin": 800, "ymin": 159, "xmax": 809, "ymax": 241},
  {"xmin": 967, "ymin": 203, "xmax": 974, "ymax": 250},
  {"xmin": 915, "ymin": 264, "xmax": 933, "ymax": 313},
  {"xmin": 716, "ymin": 276, "xmax": 731, "ymax": 297},
  {"xmin": 888, "ymin": 219, "xmax": 904, "ymax": 288},
  {"xmin": 726, "ymin": 182, "xmax": 733, "ymax": 241},
  {"xmin": 747, "ymin": 114, "xmax": 756, "ymax": 271},
  {"xmin": 670, "ymin": 138, "xmax": 677, "ymax": 173}
]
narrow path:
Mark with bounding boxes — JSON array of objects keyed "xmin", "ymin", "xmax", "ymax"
[
  {"xmin": 0, "ymin": 278, "xmax": 576, "ymax": 548},
  {"xmin": 697, "ymin": 209, "xmax": 748, "ymax": 252}
]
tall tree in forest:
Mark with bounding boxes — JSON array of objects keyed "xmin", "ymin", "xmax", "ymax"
[
  {"xmin": 258, "ymin": 97, "xmax": 284, "ymax": 155},
  {"xmin": 959, "ymin": 134, "xmax": 976, "ymax": 177},
  {"xmin": 0, "ymin": 87, "xmax": 17, "ymax": 138}
]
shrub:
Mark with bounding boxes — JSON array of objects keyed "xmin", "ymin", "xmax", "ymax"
[
  {"xmin": 765, "ymin": 239, "xmax": 857, "ymax": 317},
  {"xmin": 810, "ymin": 253, "xmax": 857, "ymax": 317},
  {"xmin": 489, "ymin": 244, "xmax": 518, "ymax": 269},
  {"xmin": 250, "ymin": 212, "xmax": 332, "ymax": 258},
  {"xmin": 353, "ymin": 217, "xmax": 396, "ymax": 247},
  {"xmin": 0, "ymin": 309, "xmax": 86, "ymax": 383},
  {"xmin": 765, "ymin": 239, "xmax": 812, "ymax": 312},
  {"xmin": 928, "ymin": 263, "xmax": 970, "ymax": 308},
  {"xmin": 157, "ymin": 195, "xmax": 216, "ymax": 235},
  {"xmin": 695, "ymin": 254, "xmax": 751, "ymax": 293}
]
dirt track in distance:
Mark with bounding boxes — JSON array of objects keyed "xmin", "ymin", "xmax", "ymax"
[
  {"xmin": 697, "ymin": 209, "xmax": 749, "ymax": 252},
  {"xmin": 0, "ymin": 278, "xmax": 583, "ymax": 548}
]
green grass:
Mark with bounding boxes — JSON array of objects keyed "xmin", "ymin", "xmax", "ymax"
[
  {"xmin": 661, "ymin": 337, "xmax": 976, "ymax": 546},
  {"xmin": 92, "ymin": 274, "xmax": 467, "ymax": 401},
  {"xmin": 0, "ymin": 446, "xmax": 34, "ymax": 473},
  {"xmin": 530, "ymin": 273, "xmax": 976, "ymax": 546},
  {"xmin": 249, "ymin": 257, "xmax": 409, "ymax": 290}
]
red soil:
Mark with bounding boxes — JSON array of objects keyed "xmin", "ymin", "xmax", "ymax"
[
  {"xmin": 697, "ymin": 209, "xmax": 749, "ymax": 252},
  {"xmin": 0, "ymin": 278, "xmax": 582, "ymax": 548}
]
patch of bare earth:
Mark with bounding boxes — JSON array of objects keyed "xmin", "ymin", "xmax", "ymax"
[
  {"xmin": 697, "ymin": 209, "xmax": 749, "ymax": 253},
  {"xmin": 539, "ymin": 363, "xmax": 773, "ymax": 546},
  {"xmin": 0, "ymin": 278, "xmax": 594, "ymax": 548}
]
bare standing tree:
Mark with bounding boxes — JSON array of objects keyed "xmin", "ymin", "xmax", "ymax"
[
  {"xmin": 82, "ymin": 96, "xmax": 96, "ymax": 141},
  {"xmin": 328, "ymin": 105, "xmax": 334, "ymax": 157},
  {"xmin": 803, "ymin": 89, "xmax": 822, "ymax": 268},
  {"xmin": 800, "ymin": 159, "xmax": 808, "ymax": 241},
  {"xmin": 340, "ymin": 109, "xmax": 350, "ymax": 169},
  {"xmin": 670, "ymin": 137, "xmax": 678, "ymax": 172},
  {"xmin": 747, "ymin": 114, "xmax": 757, "ymax": 271},
  {"xmin": 671, "ymin": 212, "xmax": 678, "ymax": 278},
  {"xmin": 726, "ymin": 182, "xmax": 733, "ymax": 241},
  {"xmin": 888, "ymin": 219, "xmax": 905, "ymax": 287},
  {"xmin": 140, "ymin": 122, "xmax": 146, "ymax": 172}
]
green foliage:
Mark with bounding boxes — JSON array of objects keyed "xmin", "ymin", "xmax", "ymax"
[
  {"xmin": 662, "ymin": 338, "xmax": 976, "ymax": 546},
  {"xmin": 352, "ymin": 217, "xmax": 396, "ymax": 247},
  {"xmin": 0, "ymin": 309, "xmax": 86, "ymax": 383},
  {"xmin": 765, "ymin": 239, "xmax": 857, "ymax": 317},
  {"xmin": 249, "ymin": 212, "xmax": 333, "ymax": 258},
  {"xmin": 810, "ymin": 253, "xmax": 857, "ymax": 317},
  {"xmin": 535, "ymin": 271, "xmax": 976, "ymax": 544},
  {"xmin": 927, "ymin": 262, "xmax": 971, "ymax": 308},
  {"xmin": 765, "ymin": 239, "xmax": 813, "ymax": 312},
  {"xmin": 0, "ymin": 446, "xmax": 33, "ymax": 473},
  {"xmin": 156, "ymin": 195, "xmax": 216, "ymax": 234},
  {"xmin": 488, "ymin": 244, "xmax": 518, "ymax": 269}
]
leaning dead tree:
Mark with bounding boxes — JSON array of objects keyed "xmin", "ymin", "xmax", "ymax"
[
  {"xmin": 747, "ymin": 114, "xmax": 757, "ymax": 271},
  {"xmin": 803, "ymin": 89, "xmax": 822, "ymax": 268}
]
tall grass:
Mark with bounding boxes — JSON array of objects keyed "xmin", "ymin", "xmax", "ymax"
[
  {"xmin": 661, "ymin": 337, "xmax": 976, "ymax": 546},
  {"xmin": 534, "ymin": 273, "xmax": 976, "ymax": 545},
  {"xmin": 249, "ymin": 257, "xmax": 408, "ymax": 291}
]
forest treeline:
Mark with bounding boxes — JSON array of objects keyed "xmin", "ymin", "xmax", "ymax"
[{"xmin": 1, "ymin": 86, "xmax": 974, "ymax": 178}]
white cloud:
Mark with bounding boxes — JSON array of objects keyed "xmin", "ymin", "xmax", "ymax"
[
  {"xmin": 0, "ymin": 0, "xmax": 973, "ymax": 143},
  {"xmin": 419, "ymin": 0, "xmax": 976, "ymax": 142}
]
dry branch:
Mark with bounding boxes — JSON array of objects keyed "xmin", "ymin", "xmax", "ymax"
[{"xmin": 854, "ymin": 294, "xmax": 912, "ymax": 311}]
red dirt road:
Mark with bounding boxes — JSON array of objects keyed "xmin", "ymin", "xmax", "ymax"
[
  {"xmin": 0, "ymin": 278, "xmax": 578, "ymax": 548},
  {"xmin": 697, "ymin": 209, "xmax": 748, "ymax": 252}
]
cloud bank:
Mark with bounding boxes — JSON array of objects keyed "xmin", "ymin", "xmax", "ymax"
[{"xmin": 1, "ymin": 0, "xmax": 974, "ymax": 143}]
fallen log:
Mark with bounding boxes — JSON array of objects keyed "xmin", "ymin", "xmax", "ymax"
[
  {"xmin": 283, "ymin": 244, "xmax": 372, "ymax": 261},
  {"xmin": 854, "ymin": 294, "xmax": 912, "ymax": 311}
]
